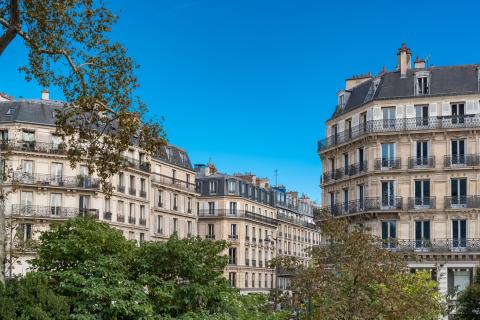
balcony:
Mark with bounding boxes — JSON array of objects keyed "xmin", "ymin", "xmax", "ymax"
[
  {"xmin": 117, "ymin": 214, "xmax": 125, "ymax": 223},
  {"xmin": 444, "ymin": 196, "xmax": 480, "ymax": 209},
  {"xmin": 103, "ymin": 211, "xmax": 112, "ymax": 220},
  {"xmin": 322, "ymin": 161, "xmax": 368, "ymax": 184},
  {"xmin": 444, "ymin": 155, "xmax": 478, "ymax": 168},
  {"xmin": 324, "ymin": 197, "xmax": 403, "ymax": 216},
  {"xmin": 408, "ymin": 156, "xmax": 435, "ymax": 169},
  {"xmin": 407, "ymin": 197, "xmax": 436, "ymax": 210},
  {"xmin": 128, "ymin": 188, "xmax": 136, "ymax": 196},
  {"xmin": 139, "ymin": 217, "xmax": 147, "ymax": 226},
  {"xmin": 228, "ymin": 234, "xmax": 238, "ymax": 240},
  {"xmin": 198, "ymin": 209, "xmax": 278, "ymax": 226},
  {"xmin": 12, "ymin": 172, "xmax": 100, "ymax": 190},
  {"xmin": 139, "ymin": 190, "xmax": 147, "ymax": 198},
  {"xmin": 151, "ymin": 173, "xmax": 196, "ymax": 192},
  {"xmin": 0, "ymin": 140, "xmax": 67, "ymax": 155},
  {"xmin": 117, "ymin": 185, "xmax": 125, "ymax": 193},
  {"xmin": 122, "ymin": 156, "xmax": 151, "ymax": 173},
  {"xmin": 386, "ymin": 239, "xmax": 480, "ymax": 253},
  {"xmin": 374, "ymin": 158, "xmax": 401, "ymax": 170},
  {"xmin": 128, "ymin": 216, "xmax": 136, "ymax": 224},
  {"xmin": 318, "ymin": 115, "xmax": 480, "ymax": 152},
  {"xmin": 10, "ymin": 204, "xmax": 98, "ymax": 219}
]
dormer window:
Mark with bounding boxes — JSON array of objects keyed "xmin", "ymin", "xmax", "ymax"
[
  {"xmin": 6, "ymin": 106, "xmax": 14, "ymax": 115},
  {"xmin": 415, "ymin": 71, "xmax": 430, "ymax": 95},
  {"xmin": 339, "ymin": 94, "xmax": 346, "ymax": 110}
]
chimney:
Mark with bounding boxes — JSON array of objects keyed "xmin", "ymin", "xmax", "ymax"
[
  {"xmin": 194, "ymin": 164, "xmax": 211, "ymax": 176},
  {"xmin": 345, "ymin": 72, "xmax": 372, "ymax": 90},
  {"xmin": 41, "ymin": 89, "xmax": 49, "ymax": 100},
  {"xmin": 397, "ymin": 43, "xmax": 412, "ymax": 78},
  {"xmin": 414, "ymin": 56, "xmax": 426, "ymax": 69}
]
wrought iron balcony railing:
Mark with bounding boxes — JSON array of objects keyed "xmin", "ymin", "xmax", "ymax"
[
  {"xmin": 117, "ymin": 185, "xmax": 125, "ymax": 193},
  {"xmin": 444, "ymin": 196, "xmax": 480, "ymax": 209},
  {"xmin": 444, "ymin": 154, "xmax": 478, "ymax": 167},
  {"xmin": 129, "ymin": 188, "xmax": 136, "ymax": 196},
  {"xmin": 322, "ymin": 161, "xmax": 368, "ymax": 184},
  {"xmin": 128, "ymin": 216, "xmax": 136, "ymax": 224},
  {"xmin": 407, "ymin": 197, "xmax": 436, "ymax": 209},
  {"xmin": 139, "ymin": 217, "xmax": 147, "ymax": 226},
  {"xmin": 12, "ymin": 172, "xmax": 100, "ymax": 189},
  {"xmin": 103, "ymin": 211, "xmax": 112, "ymax": 220},
  {"xmin": 117, "ymin": 214, "xmax": 125, "ymax": 222},
  {"xmin": 318, "ymin": 115, "xmax": 480, "ymax": 152},
  {"xmin": 198, "ymin": 209, "xmax": 278, "ymax": 225},
  {"xmin": 151, "ymin": 173, "xmax": 196, "ymax": 192},
  {"xmin": 408, "ymin": 156, "xmax": 435, "ymax": 169},
  {"xmin": 0, "ymin": 140, "xmax": 66, "ymax": 155},
  {"xmin": 374, "ymin": 158, "xmax": 401, "ymax": 170},
  {"xmin": 324, "ymin": 197, "xmax": 403, "ymax": 216},
  {"xmin": 276, "ymin": 213, "xmax": 317, "ymax": 229},
  {"xmin": 10, "ymin": 204, "xmax": 98, "ymax": 219},
  {"xmin": 122, "ymin": 156, "xmax": 151, "ymax": 173},
  {"xmin": 384, "ymin": 238, "xmax": 480, "ymax": 253}
]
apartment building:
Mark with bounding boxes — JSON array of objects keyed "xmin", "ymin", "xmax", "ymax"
[
  {"xmin": 318, "ymin": 44, "xmax": 480, "ymax": 315},
  {"xmin": 272, "ymin": 186, "xmax": 320, "ymax": 290},
  {"xmin": 0, "ymin": 95, "xmax": 198, "ymax": 276}
]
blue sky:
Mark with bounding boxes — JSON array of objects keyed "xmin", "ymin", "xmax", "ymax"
[{"xmin": 2, "ymin": 0, "xmax": 480, "ymax": 202}]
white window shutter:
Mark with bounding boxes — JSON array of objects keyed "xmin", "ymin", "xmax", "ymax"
[
  {"xmin": 442, "ymin": 102, "xmax": 451, "ymax": 116},
  {"xmin": 429, "ymin": 103, "xmax": 437, "ymax": 117},
  {"xmin": 405, "ymin": 105, "xmax": 415, "ymax": 118},
  {"xmin": 466, "ymin": 100, "xmax": 475, "ymax": 114},
  {"xmin": 372, "ymin": 106, "xmax": 382, "ymax": 120},
  {"xmin": 396, "ymin": 105, "xmax": 405, "ymax": 118}
]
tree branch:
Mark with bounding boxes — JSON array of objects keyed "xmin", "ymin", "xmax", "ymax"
[{"xmin": 0, "ymin": 0, "xmax": 20, "ymax": 56}]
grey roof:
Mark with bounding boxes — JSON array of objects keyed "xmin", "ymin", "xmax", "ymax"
[
  {"xmin": 331, "ymin": 64, "xmax": 480, "ymax": 119},
  {"xmin": 0, "ymin": 99, "xmax": 193, "ymax": 170}
]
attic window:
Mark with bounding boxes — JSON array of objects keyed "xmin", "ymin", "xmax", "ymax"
[
  {"xmin": 5, "ymin": 107, "xmax": 14, "ymax": 115},
  {"xmin": 415, "ymin": 71, "xmax": 430, "ymax": 96},
  {"xmin": 339, "ymin": 94, "xmax": 346, "ymax": 110}
]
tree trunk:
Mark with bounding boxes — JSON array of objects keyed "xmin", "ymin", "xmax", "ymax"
[
  {"xmin": 0, "ymin": 199, "xmax": 5, "ymax": 285},
  {"xmin": 0, "ymin": 0, "xmax": 21, "ymax": 56}
]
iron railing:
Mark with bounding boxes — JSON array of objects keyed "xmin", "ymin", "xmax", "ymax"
[
  {"xmin": 198, "ymin": 209, "xmax": 278, "ymax": 225},
  {"xmin": 323, "ymin": 161, "xmax": 368, "ymax": 183},
  {"xmin": 10, "ymin": 204, "xmax": 98, "ymax": 219},
  {"xmin": 408, "ymin": 156, "xmax": 435, "ymax": 169},
  {"xmin": 0, "ymin": 140, "xmax": 66, "ymax": 155},
  {"xmin": 276, "ymin": 212, "xmax": 317, "ymax": 229},
  {"xmin": 151, "ymin": 173, "xmax": 196, "ymax": 192},
  {"xmin": 139, "ymin": 217, "xmax": 147, "ymax": 226},
  {"xmin": 117, "ymin": 214, "xmax": 125, "ymax": 222},
  {"xmin": 407, "ymin": 197, "xmax": 436, "ymax": 209},
  {"xmin": 103, "ymin": 211, "xmax": 112, "ymax": 220},
  {"xmin": 12, "ymin": 172, "xmax": 100, "ymax": 189},
  {"xmin": 374, "ymin": 158, "xmax": 401, "ymax": 170},
  {"xmin": 122, "ymin": 156, "xmax": 151, "ymax": 173},
  {"xmin": 324, "ymin": 197, "xmax": 403, "ymax": 216},
  {"xmin": 444, "ymin": 155, "xmax": 478, "ymax": 167},
  {"xmin": 444, "ymin": 196, "xmax": 480, "ymax": 209},
  {"xmin": 384, "ymin": 238, "xmax": 480, "ymax": 253}
]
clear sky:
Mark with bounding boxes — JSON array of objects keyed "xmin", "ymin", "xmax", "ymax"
[{"xmin": 2, "ymin": 0, "xmax": 480, "ymax": 202}]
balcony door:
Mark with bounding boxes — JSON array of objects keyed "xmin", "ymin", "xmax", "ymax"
[
  {"xmin": 50, "ymin": 193, "xmax": 62, "ymax": 216},
  {"xmin": 415, "ymin": 220, "xmax": 430, "ymax": 248},
  {"xmin": 381, "ymin": 181, "xmax": 395, "ymax": 208},
  {"xmin": 451, "ymin": 139, "xmax": 465, "ymax": 165},
  {"xmin": 79, "ymin": 195, "xmax": 91, "ymax": 215},
  {"xmin": 358, "ymin": 148, "xmax": 365, "ymax": 171},
  {"xmin": 358, "ymin": 185, "xmax": 365, "ymax": 211},
  {"xmin": 451, "ymin": 103, "xmax": 465, "ymax": 124},
  {"xmin": 50, "ymin": 163, "xmax": 63, "ymax": 185},
  {"xmin": 381, "ymin": 143, "xmax": 395, "ymax": 168},
  {"xmin": 382, "ymin": 107, "xmax": 396, "ymax": 129},
  {"xmin": 343, "ymin": 153, "xmax": 349, "ymax": 175},
  {"xmin": 381, "ymin": 220, "xmax": 396, "ymax": 248},
  {"xmin": 416, "ymin": 141, "xmax": 428, "ymax": 166},
  {"xmin": 20, "ymin": 191, "xmax": 33, "ymax": 209},
  {"xmin": 451, "ymin": 178, "xmax": 467, "ymax": 207},
  {"xmin": 415, "ymin": 105, "xmax": 429, "ymax": 126},
  {"xmin": 452, "ymin": 219, "xmax": 467, "ymax": 248},
  {"xmin": 414, "ymin": 180, "xmax": 430, "ymax": 207},
  {"xmin": 229, "ymin": 202, "xmax": 237, "ymax": 215}
]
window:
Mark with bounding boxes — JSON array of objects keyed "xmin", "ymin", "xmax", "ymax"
[
  {"xmin": 173, "ymin": 218, "xmax": 178, "ymax": 234},
  {"xmin": 229, "ymin": 202, "xmax": 237, "ymax": 215},
  {"xmin": 382, "ymin": 107, "xmax": 396, "ymax": 129},
  {"xmin": 0, "ymin": 129, "xmax": 7, "ymax": 142},
  {"xmin": 381, "ymin": 181, "xmax": 395, "ymax": 208},
  {"xmin": 338, "ymin": 94, "xmax": 345, "ymax": 110},
  {"xmin": 156, "ymin": 215, "xmax": 163, "ymax": 234},
  {"xmin": 50, "ymin": 193, "xmax": 62, "ymax": 215},
  {"xmin": 451, "ymin": 139, "xmax": 466, "ymax": 165},
  {"xmin": 358, "ymin": 185, "xmax": 365, "ymax": 210},
  {"xmin": 172, "ymin": 169, "xmax": 176, "ymax": 182},
  {"xmin": 329, "ymin": 192, "xmax": 335, "ymax": 214},
  {"xmin": 187, "ymin": 221, "xmax": 192, "ymax": 236},
  {"xmin": 329, "ymin": 158, "xmax": 335, "ymax": 179},
  {"xmin": 252, "ymin": 273, "xmax": 255, "ymax": 288},
  {"xmin": 416, "ymin": 77, "xmax": 429, "ymax": 95},
  {"xmin": 452, "ymin": 103, "xmax": 465, "ymax": 124},
  {"xmin": 207, "ymin": 224, "xmax": 215, "ymax": 238},
  {"xmin": 380, "ymin": 143, "xmax": 395, "ymax": 168},
  {"xmin": 118, "ymin": 173, "xmax": 124, "ymax": 189},
  {"xmin": 381, "ymin": 220, "xmax": 396, "ymax": 248},
  {"xmin": 452, "ymin": 220, "xmax": 467, "ymax": 248},
  {"xmin": 5, "ymin": 107, "xmax": 14, "ymax": 115},
  {"xmin": 22, "ymin": 160, "xmax": 33, "ymax": 175},
  {"xmin": 345, "ymin": 119, "xmax": 352, "ymax": 138},
  {"xmin": 186, "ymin": 174, "xmax": 190, "ymax": 187},
  {"xmin": 208, "ymin": 202, "xmax": 215, "ymax": 214},
  {"xmin": 360, "ymin": 112, "xmax": 367, "ymax": 133},
  {"xmin": 140, "ymin": 178, "xmax": 146, "ymax": 196},
  {"xmin": 343, "ymin": 153, "xmax": 349, "ymax": 175},
  {"xmin": 51, "ymin": 135, "xmax": 62, "ymax": 150},
  {"xmin": 187, "ymin": 197, "xmax": 192, "ymax": 213},
  {"xmin": 245, "ymin": 273, "xmax": 249, "ymax": 288},
  {"xmin": 50, "ymin": 163, "xmax": 63, "ymax": 184},
  {"xmin": 245, "ymin": 248, "xmax": 249, "ymax": 265},
  {"xmin": 79, "ymin": 195, "xmax": 91, "ymax": 214},
  {"xmin": 414, "ymin": 180, "xmax": 431, "ymax": 207},
  {"xmin": 343, "ymin": 189, "xmax": 349, "ymax": 212},
  {"xmin": 415, "ymin": 141, "xmax": 429, "ymax": 166},
  {"xmin": 228, "ymin": 180, "xmax": 236, "ymax": 193},
  {"xmin": 415, "ymin": 220, "xmax": 430, "ymax": 248},
  {"xmin": 245, "ymin": 225, "xmax": 250, "ymax": 240},
  {"xmin": 140, "ymin": 205, "xmax": 145, "ymax": 224},
  {"xmin": 451, "ymin": 178, "xmax": 467, "ymax": 207},
  {"xmin": 230, "ymin": 224, "xmax": 237, "ymax": 239},
  {"xmin": 415, "ymin": 105, "xmax": 429, "ymax": 126},
  {"xmin": 19, "ymin": 223, "xmax": 32, "ymax": 241},
  {"xmin": 117, "ymin": 201, "xmax": 124, "ymax": 218},
  {"xmin": 129, "ymin": 231, "xmax": 135, "ymax": 240},
  {"xmin": 228, "ymin": 272, "xmax": 236, "ymax": 287},
  {"xmin": 173, "ymin": 194, "xmax": 178, "ymax": 210},
  {"xmin": 229, "ymin": 247, "xmax": 237, "ymax": 265},
  {"xmin": 258, "ymin": 273, "xmax": 262, "ymax": 288},
  {"xmin": 209, "ymin": 180, "xmax": 217, "ymax": 193},
  {"xmin": 332, "ymin": 124, "xmax": 338, "ymax": 144},
  {"xmin": 129, "ymin": 203, "xmax": 135, "ymax": 221},
  {"xmin": 22, "ymin": 130, "xmax": 34, "ymax": 142},
  {"xmin": 79, "ymin": 165, "xmax": 88, "ymax": 177},
  {"xmin": 157, "ymin": 189, "xmax": 163, "ymax": 207},
  {"xmin": 139, "ymin": 233, "xmax": 145, "ymax": 242},
  {"xmin": 265, "ymin": 273, "xmax": 268, "ymax": 288}
]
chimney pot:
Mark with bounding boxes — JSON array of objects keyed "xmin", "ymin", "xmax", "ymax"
[
  {"xmin": 41, "ymin": 89, "xmax": 49, "ymax": 101},
  {"xmin": 414, "ymin": 56, "xmax": 426, "ymax": 69},
  {"xmin": 397, "ymin": 43, "xmax": 412, "ymax": 78}
]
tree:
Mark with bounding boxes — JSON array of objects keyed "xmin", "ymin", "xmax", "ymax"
[
  {"xmin": 0, "ymin": 0, "xmax": 167, "ymax": 284},
  {"xmin": 291, "ymin": 218, "xmax": 445, "ymax": 320},
  {"xmin": 456, "ymin": 270, "xmax": 480, "ymax": 319}
]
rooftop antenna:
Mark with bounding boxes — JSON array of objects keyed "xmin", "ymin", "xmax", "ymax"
[
  {"xmin": 274, "ymin": 169, "xmax": 278, "ymax": 187},
  {"xmin": 425, "ymin": 53, "xmax": 431, "ymax": 68}
]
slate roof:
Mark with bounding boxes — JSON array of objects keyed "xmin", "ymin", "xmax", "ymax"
[
  {"xmin": 331, "ymin": 64, "xmax": 480, "ymax": 120},
  {"xmin": 0, "ymin": 99, "xmax": 193, "ymax": 170}
]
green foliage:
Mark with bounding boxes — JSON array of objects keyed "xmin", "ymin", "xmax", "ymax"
[
  {"xmin": 456, "ymin": 270, "xmax": 480, "ymax": 319},
  {"xmin": 0, "ymin": 217, "xmax": 285, "ymax": 319},
  {"xmin": 0, "ymin": 275, "xmax": 70, "ymax": 320}
]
